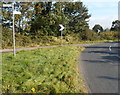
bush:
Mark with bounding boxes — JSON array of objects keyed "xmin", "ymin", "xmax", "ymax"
[
  {"xmin": 16, "ymin": 34, "xmax": 32, "ymax": 47},
  {"xmin": 64, "ymin": 33, "xmax": 81, "ymax": 44},
  {"xmin": 2, "ymin": 28, "xmax": 13, "ymax": 48},
  {"xmin": 81, "ymin": 28, "xmax": 98, "ymax": 41},
  {"xmin": 100, "ymin": 31, "xmax": 119, "ymax": 40},
  {"xmin": 2, "ymin": 28, "xmax": 32, "ymax": 48}
]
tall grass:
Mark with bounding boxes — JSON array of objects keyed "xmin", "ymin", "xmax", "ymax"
[{"xmin": 2, "ymin": 46, "xmax": 87, "ymax": 93}]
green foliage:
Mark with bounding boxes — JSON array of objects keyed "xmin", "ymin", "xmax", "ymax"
[
  {"xmin": 2, "ymin": 2, "xmax": 35, "ymax": 34},
  {"xmin": 104, "ymin": 28, "xmax": 111, "ymax": 32},
  {"xmin": 2, "ymin": 28, "xmax": 13, "ymax": 48},
  {"xmin": 110, "ymin": 20, "xmax": 120, "ymax": 31},
  {"xmin": 64, "ymin": 2, "xmax": 90, "ymax": 33},
  {"xmin": 2, "ymin": 27, "xmax": 118, "ymax": 49},
  {"xmin": 2, "ymin": 46, "xmax": 86, "ymax": 93},
  {"xmin": 30, "ymin": 2, "xmax": 90, "ymax": 37},
  {"xmin": 81, "ymin": 28, "xmax": 98, "ymax": 41},
  {"xmin": 64, "ymin": 33, "xmax": 81, "ymax": 44},
  {"xmin": 100, "ymin": 31, "xmax": 120, "ymax": 40},
  {"xmin": 2, "ymin": 28, "xmax": 32, "ymax": 49},
  {"xmin": 2, "ymin": 2, "xmax": 119, "ymax": 48},
  {"xmin": 30, "ymin": 13, "xmax": 68, "ymax": 37},
  {"xmin": 92, "ymin": 24, "xmax": 103, "ymax": 33}
]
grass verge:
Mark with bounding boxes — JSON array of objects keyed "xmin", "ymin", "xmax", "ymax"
[{"xmin": 2, "ymin": 46, "xmax": 87, "ymax": 93}]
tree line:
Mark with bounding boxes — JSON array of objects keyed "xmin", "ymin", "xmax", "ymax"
[
  {"xmin": 2, "ymin": 1, "xmax": 120, "ymax": 48},
  {"xmin": 2, "ymin": 2, "xmax": 90, "ymax": 35}
]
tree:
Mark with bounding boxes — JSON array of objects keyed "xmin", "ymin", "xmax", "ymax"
[
  {"xmin": 64, "ymin": 2, "xmax": 90, "ymax": 33},
  {"xmin": 2, "ymin": 2, "xmax": 35, "ymax": 35},
  {"xmin": 30, "ymin": 2, "xmax": 69, "ymax": 37},
  {"xmin": 110, "ymin": 20, "xmax": 120, "ymax": 31},
  {"xmin": 104, "ymin": 28, "xmax": 110, "ymax": 32},
  {"xmin": 2, "ymin": 1, "xmax": 91, "ymax": 40},
  {"xmin": 81, "ymin": 28, "xmax": 98, "ymax": 41},
  {"xmin": 30, "ymin": 1, "xmax": 90, "ymax": 37},
  {"xmin": 15, "ymin": 2, "xmax": 35, "ymax": 34},
  {"xmin": 92, "ymin": 24, "xmax": 103, "ymax": 33},
  {"xmin": 2, "ymin": 2, "xmax": 13, "ymax": 29}
]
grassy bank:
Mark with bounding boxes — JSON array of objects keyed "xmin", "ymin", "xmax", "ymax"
[{"xmin": 2, "ymin": 46, "xmax": 87, "ymax": 93}]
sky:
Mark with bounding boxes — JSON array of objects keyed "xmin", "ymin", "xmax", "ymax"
[{"xmin": 80, "ymin": 0, "xmax": 119, "ymax": 29}]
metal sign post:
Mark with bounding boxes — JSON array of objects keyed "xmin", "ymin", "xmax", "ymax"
[
  {"xmin": 12, "ymin": 4, "xmax": 16, "ymax": 56},
  {"xmin": 3, "ymin": 3, "xmax": 21, "ymax": 56},
  {"xmin": 97, "ymin": 29, "xmax": 100, "ymax": 40},
  {"xmin": 59, "ymin": 24, "xmax": 64, "ymax": 46},
  {"xmin": 12, "ymin": 6, "xmax": 21, "ymax": 56}
]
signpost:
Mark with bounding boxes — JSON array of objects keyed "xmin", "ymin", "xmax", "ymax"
[
  {"xmin": 59, "ymin": 24, "xmax": 64, "ymax": 45},
  {"xmin": 2, "ymin": 3, "xmax": 21, "ymax": 56},
  {"xmin": 97, "ymin": 29, "xmax": 100, "ymax": 34},
  {"xmin": 97, "ymin": 29, "xmax": 100, "ymax": 40}
]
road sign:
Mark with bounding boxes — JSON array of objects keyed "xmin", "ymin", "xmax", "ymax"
[
  {"xmin": 59, "ymin": 24, "xmax": 65, "ymax": 46},
  {"xmin": 59, "ymin": 24, "xmax": 64, "ymax": 31},
  {"xmin": 97, "ymin": 30, "xmax": 100, "ymax": 33},
  {"xmin": 3, "ymin": 4, "xmax": 12, "ymax": 7},
  {"xmin": 13, "ymin": 11, "xmax": 21, "ymax": 14}
]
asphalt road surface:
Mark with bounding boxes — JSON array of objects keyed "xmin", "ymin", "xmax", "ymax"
[{"xmin": 79, "ymin": 42, "xmax": 119, "ymax": 94}]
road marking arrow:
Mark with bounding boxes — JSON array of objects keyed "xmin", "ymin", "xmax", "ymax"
[
  {"xmin": 109, "ymin": 46, "xmax": 111, "ymax": 51},
  {"xmin": 59, "ymin": 24, "xmax": 64, "ymax": 31}
]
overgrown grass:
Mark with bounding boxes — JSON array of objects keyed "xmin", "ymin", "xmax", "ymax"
[{"xmin": 2, "ymin": 46, "xmax": 87, "ymax": 93}]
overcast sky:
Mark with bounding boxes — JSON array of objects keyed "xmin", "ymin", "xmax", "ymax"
[{"xmin": 80, "ymin": 0, "xmax": 119, "ymax": 29}]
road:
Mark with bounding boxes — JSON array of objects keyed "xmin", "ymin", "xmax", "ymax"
[{"xmin": 79, "ymin": 42, "xmax": 119, "ymax": 94}]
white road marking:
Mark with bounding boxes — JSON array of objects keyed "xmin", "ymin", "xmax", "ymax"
[{"xmin": 109, "ymin": 46, "xmax": 112, "ymax": 51}]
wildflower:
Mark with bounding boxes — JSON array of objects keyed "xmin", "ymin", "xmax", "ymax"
[{"xmin": 31, "ymin": 87, "xmax": 35, "ymax": 92}]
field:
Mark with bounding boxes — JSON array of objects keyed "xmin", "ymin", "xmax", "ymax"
[{"xmin": 2, "ymin": 46, "xmax": 87, "ymax": 93}]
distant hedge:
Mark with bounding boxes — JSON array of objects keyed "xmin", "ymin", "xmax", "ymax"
[
  {"xmin": 100, "ymin": 31, "xmax": 119, "ymax": 40},
  {"xmin": 2, "ymin": 28, "xmax": 119, "ymax": 49}
]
